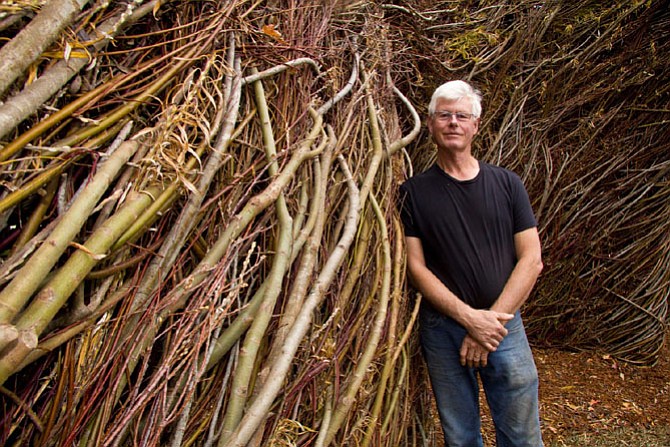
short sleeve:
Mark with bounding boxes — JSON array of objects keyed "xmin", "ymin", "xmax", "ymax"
[
  {"xmin": 398, "ymin": 183, "xmax": 420, "ymax": 238},
  {"xmin": 511, "ymin": 174, "xmax": 537, "ymax": 233}
]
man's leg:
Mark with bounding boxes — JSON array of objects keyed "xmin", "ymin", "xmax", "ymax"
[
  {"xmin": 419, "ymin": 305, "xmax": 484, "ymax": 447},
  {"xmin": 480, "ymin": 313, "xmax": 543, "ymax": 447}
]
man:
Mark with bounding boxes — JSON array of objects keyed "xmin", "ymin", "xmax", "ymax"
[{"xmin": 399, "ymin": 80, "xmax": 544, "ymax": 447}]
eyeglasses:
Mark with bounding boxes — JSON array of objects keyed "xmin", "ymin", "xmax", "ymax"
[{"xmin": 433, "ymin": 111, "xmax": 476, "ymax": 122}]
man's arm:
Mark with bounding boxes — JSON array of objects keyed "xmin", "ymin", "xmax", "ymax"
[
  {"xmin": 460, "ymin": 226, "xmax": 543, "ymax": 367},
  {"xmin": 405, "ymin": 236, "xmax": 512, "ymax": 351},
  {"xmin": 491, "ymin": 226, "xmax": 543, "ymax": 315}
]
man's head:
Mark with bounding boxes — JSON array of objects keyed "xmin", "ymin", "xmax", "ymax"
[
  {"xmin": 427, "ymin": 81, "xmax": 482, "ymax": 153},
  {"xmin": 428, "ymin": 80, "xmax": 482, "ymax": 118}
]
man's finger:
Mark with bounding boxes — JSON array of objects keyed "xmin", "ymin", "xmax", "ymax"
[
  {"xmin": 459, "ymin": 344, "xmax": 468, "ymax": 366},
  {"xmin": 497, "ymin": 326, "xmax": 509, "ymax": 339},
  {"xmin": 495, "ymin": 312, "xmax": 514, "ymax": 323}
]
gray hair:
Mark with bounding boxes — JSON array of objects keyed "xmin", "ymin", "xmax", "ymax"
[{"xmin": 428, "ymin": 80, "xmax": 482, "ymax": 118}]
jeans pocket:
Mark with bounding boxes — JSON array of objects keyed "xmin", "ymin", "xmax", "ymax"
[
  {"xmin": 504, "ymin": 312, "xmax": 524, "ymax": 334},
  {"xmin": 419, "ymin": 305, "xmax": 442, "ymax": 329}
]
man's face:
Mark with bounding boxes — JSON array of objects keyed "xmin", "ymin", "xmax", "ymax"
[{"xmin": 427, "ymin": 98, "xmax": 480, "ymax": 153}]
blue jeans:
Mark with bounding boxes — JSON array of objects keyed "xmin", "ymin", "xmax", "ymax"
[{"xmin": 419, "ymin": 305, "xmax": 543, "ymax": 447}]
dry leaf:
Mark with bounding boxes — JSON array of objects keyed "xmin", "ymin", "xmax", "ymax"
[
  {"xmin": 64, "ymin": 42, "xmax": 72, "ymax": 63},
  {"xmin": 261, "ymin": 24, "xmax": 287, "ymax": 44}
]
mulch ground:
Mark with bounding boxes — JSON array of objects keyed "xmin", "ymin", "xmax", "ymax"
[{"xmin": 535, "ymin": 340, "xmax": 670, "ymax": 446}]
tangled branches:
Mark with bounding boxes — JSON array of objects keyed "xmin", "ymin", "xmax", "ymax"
[{"xmin": 0, "ymin": 0, "xmax": 668, "ymax": 446}]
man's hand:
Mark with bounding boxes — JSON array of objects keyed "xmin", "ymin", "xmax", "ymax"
[
  {"xmin": 460, "ymin": 334, "xmax": 490, "ymax": 367},
  {"xmin": 461, "ymin": 309, "xmax": 513, "ymax": 352}
]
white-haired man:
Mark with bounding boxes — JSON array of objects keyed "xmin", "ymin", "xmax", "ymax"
[{"xmin": 400, "ymin": 80, "xmax": 544, "ymax": 446}]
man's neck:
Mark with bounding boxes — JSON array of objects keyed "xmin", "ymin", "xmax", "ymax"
[{"xmin": 436, "ymin": 151, "xmax": 479, "ymax": 181}]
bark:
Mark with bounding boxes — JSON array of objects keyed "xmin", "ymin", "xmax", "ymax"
[
  {"xmin": 328, "ymin": 193, "xmax": 391, "ymax": 447},
  {"xmin": 0, "ymin": 140, "xmax": 139, "ymax": 330},
  {"xmin": 221, "ymin": 155, "xmax": 361, "ymax": 447},
  {"xmin": 219, "ymin": 69, "xmax": 294, "ymax": 442},
  {"xmin": 0, "ymin": 1, "xmax": 164, "ymax": 141},
  {"xmin": 0, "ymin": 0, "xmax": 90, "ymax": 99},
  {"xmin": 0, "ymin": 186, "xmax": 156, "ymax": 386}
]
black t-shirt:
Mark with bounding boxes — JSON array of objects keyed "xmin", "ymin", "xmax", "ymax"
[{"xmin": 399, "ymin": 162, "xmax": 537, "ymax": 309}]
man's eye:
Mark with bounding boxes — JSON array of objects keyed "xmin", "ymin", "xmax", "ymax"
[{"xmin": 435, "ymin": 111, "xmax": 472, "ymax": 121}]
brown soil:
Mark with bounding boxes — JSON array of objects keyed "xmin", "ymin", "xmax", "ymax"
[{"xmin": 535, "ymin": 341, "xmax": 670, "ymax": 446}]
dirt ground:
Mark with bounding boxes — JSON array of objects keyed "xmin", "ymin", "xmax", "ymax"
[
  {"xmin": 476, "ymin": 340, "xmax": 670, "ymax": 446},
  {"xmin": 535, "ymin": 341, "xmax": 670, "ymax": 446}
]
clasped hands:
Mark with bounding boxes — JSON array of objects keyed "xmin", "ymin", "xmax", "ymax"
[{"xmin": 459, "ymin": 309, "xmax": 513, "ymax": 368}]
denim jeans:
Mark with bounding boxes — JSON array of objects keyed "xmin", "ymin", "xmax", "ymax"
[{"xmin": 419, "ymin": 305, "xmax": 543, "ymax": 447}]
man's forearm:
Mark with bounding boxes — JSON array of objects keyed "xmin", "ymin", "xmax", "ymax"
[
  {"xmin": 491, "ymin": 257, "xmax": 542, "ymax": 314},
  {"xmin": 492, "ymin": 227, "xmax": 543, "ymax": 314},
  {"xmin": 407, "ymin": 262, "xmax": 472, "ymax": 323}
]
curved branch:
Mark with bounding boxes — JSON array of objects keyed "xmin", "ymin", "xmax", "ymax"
[
  {"xmin": 241, "ymin": 58, "xmax": 321, "ymax": 85},
  {"xmin": 388, "ymin": 86, "xmax": 421, "ymax": 156},
  {"xmin": 317, "ymin": 53, "xmax": 359, "ymax": 116}
]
